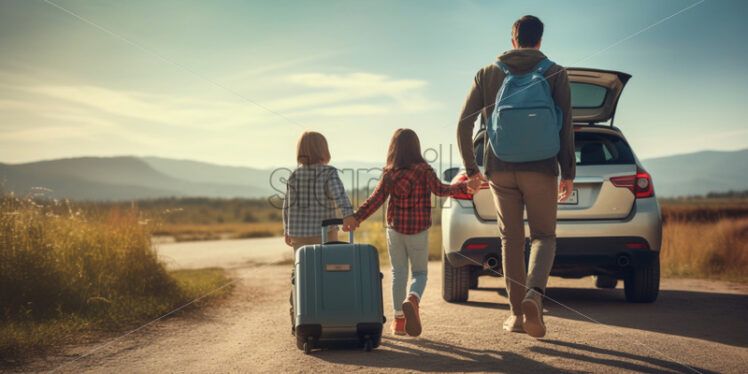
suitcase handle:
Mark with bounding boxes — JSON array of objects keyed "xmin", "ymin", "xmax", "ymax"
[{"xmin": 321, "ymin": 218, "xmax": 354, "ymax": 244}]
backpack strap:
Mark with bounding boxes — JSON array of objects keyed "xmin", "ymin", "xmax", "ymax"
[
  {"xmin": 533, "ymin": 58, "xmax": 555, "ymax": 75},
  {"xmin": 495, "ymin": 61, "xmax": 511, "ymax": 75},
  {"xmin": 496, "ymin": 58, "xmax": 555, "ymax": 76}
]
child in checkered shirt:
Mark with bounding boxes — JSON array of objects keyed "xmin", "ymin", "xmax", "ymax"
[
  {"xmin": 283, "ymin": 131, "xmax": 358, "ymax": 335},
  {"xmin": 282, "ymin": 130, "xmax": 357, "ymax": 250},
  {"xmin": 351, "ymin": 128, "xmax": 468, "ymax": 337}
]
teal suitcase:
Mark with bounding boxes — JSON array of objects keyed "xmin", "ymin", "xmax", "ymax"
[{"xmin": 293, "ymin": 218, "xmax": 385, "ymax": 354}]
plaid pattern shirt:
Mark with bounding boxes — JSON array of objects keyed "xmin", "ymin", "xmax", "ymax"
[
  {"xmin": 282, "ymin": 165, "xmax": 353, "ymax": 237},
  {"xmin": 354, "ymin": 162, "xmax": 468, "ymax": 235}
]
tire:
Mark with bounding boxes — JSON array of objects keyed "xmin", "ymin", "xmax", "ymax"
[
  {"xmin": 469, "ymin": 272, "xmax": 479, "ymax": 289},
  {"xmin": 442, "ymin": 251, "xmax": 470, "ymax": 302},
  {"xmin": 363, "ymin": 337, "xmax": 373, "ymax": 352},
  {"xmin": 594, "ymin": 275, "xmax": 618, "ymax": 289},
  {"xmin": 624, "ymin": 257, "xmax": 660, "ymax": 303}
]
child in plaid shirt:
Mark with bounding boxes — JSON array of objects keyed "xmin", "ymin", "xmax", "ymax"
[
  {"xmin": 350, "ymin": 129, "xmax": 468, "ymax": 337},
  {"xmin": 283, "ymin": 131, "xmax": 357, "ymax": 249},
  {"xmin": 283, "ymin": 131, "xmax": 357, "ymax": 335}
]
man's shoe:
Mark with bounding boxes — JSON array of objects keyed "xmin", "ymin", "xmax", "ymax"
[
  {"xmin": 392, "ymin": 315, "xmax": 406, "ymax": 335},
  {"xmin": 521, "ymin": 288, "xmax": 546, "ymax": 338},
  {"xmin": 402, "ymin": 294, "xmax": 422, "ymax": 337},
  {"xmin": 502, "ymin": 314, "xmax": 524, "ymax": 333}
]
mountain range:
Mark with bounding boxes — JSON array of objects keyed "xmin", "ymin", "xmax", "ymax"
[{"xmin": 0, "ymin": 149, "xmax": 745, "ymax": 200}]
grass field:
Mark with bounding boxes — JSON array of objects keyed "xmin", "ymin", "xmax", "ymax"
[
  {"xmin": 154, "ymin": 222, "xmax": 283, "ymax": 241},
  {"xmin": 2, "ymin": 193, "xmax": 745, "ymax": 362},
  {"xmin": 356, "ymin": 198, "xmax": 748, "ymax": 283},
  {"xmin": 657, "ymin": 198, "xmax": 748, "ymax": 282},
  {"xmin": 113, "ymin": 195, "xmax": 748, "ymax": 283},
  {"xmin": 0, "ymin": 195, "xmax": 231, "ymax": 362},
  {"xmin": 660, "ymin": 217, "xmax": 747, "ymax": 282}
]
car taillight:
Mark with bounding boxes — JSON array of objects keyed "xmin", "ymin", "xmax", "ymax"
[
  {"xmin": 610, "ymin": 167, "xmax": 654, "ymax": 198},
  {"xmin": 465, "ymin": 243, "xmax": 488, "ymax": 250},
  {"xmin": 451, "ymin": 173, "xmax": 489, "ymax": 200},
  {"xmin": 451, "ymin": 174, "xmax": 473, "ymax": 200}
]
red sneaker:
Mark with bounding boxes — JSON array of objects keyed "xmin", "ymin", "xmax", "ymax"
[
  {"xmin": 392, "ymin": 315, "xmax": 406, "ymax": 335},
  {"xmin": 402, "ymin": 294, "xmax": 422, "ymax": 337}
]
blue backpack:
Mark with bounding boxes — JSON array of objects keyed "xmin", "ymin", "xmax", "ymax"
[{"xmin": 487, "ymin": 58, "xmax": 562, "ymax": 162}]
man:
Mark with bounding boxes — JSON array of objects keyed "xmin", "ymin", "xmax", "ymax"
[{"xmin": 457, "ymin": 15, "xmax": 575, "ymax": 338}]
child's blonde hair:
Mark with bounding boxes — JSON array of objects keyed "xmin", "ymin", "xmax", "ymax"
[{"xmin": 296, "ymin": 131, "xmax": 331, "ymax": 165}]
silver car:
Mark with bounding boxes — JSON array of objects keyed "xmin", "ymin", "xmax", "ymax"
[{"xmin": 441, "ymin": 68, "xmax": 662, "ymax": 303}]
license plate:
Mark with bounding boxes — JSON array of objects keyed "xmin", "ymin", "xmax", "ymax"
[{"xmin": 560, "ymin": 189, "xmax": 578, "ymax": 205}]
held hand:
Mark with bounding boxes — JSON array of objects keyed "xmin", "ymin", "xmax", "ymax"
[
  {"xmin": 342, "ymin": 215, "xmax": 359, "ymax": 232},
  {"xmin": 466, "ymin": 172, "xmax": 485, "ymax": 194},
  {"xmin": 284, "ymin": 234, "xmax": 292, "ymax": 247},
  {"xmin": 558, "ymin": 179, "xmax": 574, "ymax": 202}
]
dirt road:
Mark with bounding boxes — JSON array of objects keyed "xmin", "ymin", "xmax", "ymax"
[
  {"xmin": 156, "ymin": 237, "xmax": 288, "ymax": 269},
  {"xmin": 22, "ymin": 247, "xmax": 748, "ymax": 373}
]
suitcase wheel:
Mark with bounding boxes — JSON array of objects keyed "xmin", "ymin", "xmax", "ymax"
[
  {"xmin": 303, "ymin": 337, "xmax": 313, "ymax": 354},
  {"xmin": 362, "ymin": 335, "xmax": 373, "ymax": 352}
]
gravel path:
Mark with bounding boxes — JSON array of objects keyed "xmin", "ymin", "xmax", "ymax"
[{"xmin": 21, "ymin": 257, "xmax": 748, "ymax": 374}]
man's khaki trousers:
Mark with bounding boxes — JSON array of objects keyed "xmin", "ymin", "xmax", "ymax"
[{"xmin": 488, "ymin": 170, "xmax": 557, "ymax": 315}]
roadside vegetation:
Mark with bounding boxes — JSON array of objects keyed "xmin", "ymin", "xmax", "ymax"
[
  {"xmin": 0, "ymin": 193, "xmax": 231, "ymax": 362},
  {"xmin": 339, "ymin": 196, "xmax": 748, "ymax": 282},
  {"xmin": 658, "ymin": 196, "xmax": 748, "ymax": 282},
  {"xmin": 82, "ymin": 198, "xmax": 284, "ymax": 241},
  {"xmin": 75, "ymin": 194, "xmax": 748, "ymax": 282}
]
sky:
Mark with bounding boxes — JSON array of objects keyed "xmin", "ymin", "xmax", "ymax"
[{"xmin": 1, "ymin": 0, "xmax": 747, "ymax": 169}]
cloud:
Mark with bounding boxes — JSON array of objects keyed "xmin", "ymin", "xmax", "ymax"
[
  {"xmin": 276, "ymin": 72, "xmax": 439, "ymax": 115},
  {"xmin": 14, "ymin": 84, "xmax": 274, "ymax": 130},
  {"xmin": 299, "ymin": 104, "xmax": 390, "ymax": 117},
  {"xmin": 286, "ymin": 72, "xmax": 426, "ymax": 91},
  {"xmin": 222, "ymin": 51, "xmax": 342, "ymax": 81},
  {"xmin": 0, "ymin": 69, "xmax": 439, "ymax": 164}
]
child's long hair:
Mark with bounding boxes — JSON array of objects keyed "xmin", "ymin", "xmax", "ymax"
[{"xmin": 384, "ymin": 128, "xmax": 426, "ymax": 172}]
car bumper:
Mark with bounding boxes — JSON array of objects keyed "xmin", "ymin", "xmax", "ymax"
[{"xmin": 441, "ymin": 197, "xmax": 662, "ymax": 273}]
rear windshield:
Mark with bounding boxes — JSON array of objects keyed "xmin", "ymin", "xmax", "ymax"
[
  {"xmin": 473, "ymin": 130, "xmax": 634, "ymax": 166},
  {"xmin": 575, "ymin": 132, "xmax": 635, "ymax": 165},
  {"xmin": 571, "ymin": 82, "xmax": 607, "ymax": 108}
]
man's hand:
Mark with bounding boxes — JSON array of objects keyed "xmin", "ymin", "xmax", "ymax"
[
  {"xmin": 558, "ymin": 179, "xmax": 574, "ymax": 202},
  {"xmin": 284, "ymin": 234, "xmax": 292, "ymax": 247},
  {"xmin": 342, "ymin": 215, "xmax": 359, "ymax": 232},
  {"xmin": 466, "ymin": 172, "xmax": 486, "ymax": 194}
]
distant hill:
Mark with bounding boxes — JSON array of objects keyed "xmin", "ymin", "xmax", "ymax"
[
  {"xmin": 641, "ymin": 149, "xmax": 748, "ymax": 197},
  {"xmin": 141, "ymin": 157, "xmax": 270, "ymax": 186},
  {"xmin": 0, "ymin": 149, "xmax": 745, "ymax": 200},
  {"xmin": 0, "ymin": 157, "xmax": 269, "ymax": 201}
]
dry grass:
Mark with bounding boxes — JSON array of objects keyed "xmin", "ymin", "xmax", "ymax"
[
  {"xmin": 0, "ymin": 194, "xmax": 231, "ymax": 362},
  {"xmin": 357, "ymin": 201, "xmax": 748, "ymax": 283},
  {"xmin": 154, "ymin": 222, "xmax": 283, "ymax": 241},
  {"xmin": 354, "ymin": 220, "xmax": 443, "ymax": 266},
  {"xmin": 660, "ymin": 217, "xmax": 748, "ymax": 282},
  {"xmin": 661, "ymin": 205, "xmax": 748, "ymax": 224}
]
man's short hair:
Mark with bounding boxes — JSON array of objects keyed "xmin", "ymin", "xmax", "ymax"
[{"xmin": 512, "ymin": 15, "xmax": 544, "ymax": 48}]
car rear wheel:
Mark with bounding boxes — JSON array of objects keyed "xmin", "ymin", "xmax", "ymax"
[
  {"xmin": 442, "ymin": 251, "xmax": 470, "ymax": 302},
  {"xmin": 624, "ymin": 257, "xmax": 660, "ymax": 302},
  {"xmin": 594, "ymin": 275, "xmax": 618, "ymax": 289}
]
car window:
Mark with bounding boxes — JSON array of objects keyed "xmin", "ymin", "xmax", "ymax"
[
  {"xmin": 575, "ymin": 132, "xmax": 635, "ymax": 165},
  {"xmin": 474, "ymin": 130, "xmax": 633, "ymax": 166},
  {"xmin": 571, "ymin": 83, "xmax": 607, "ymax": 108}
]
